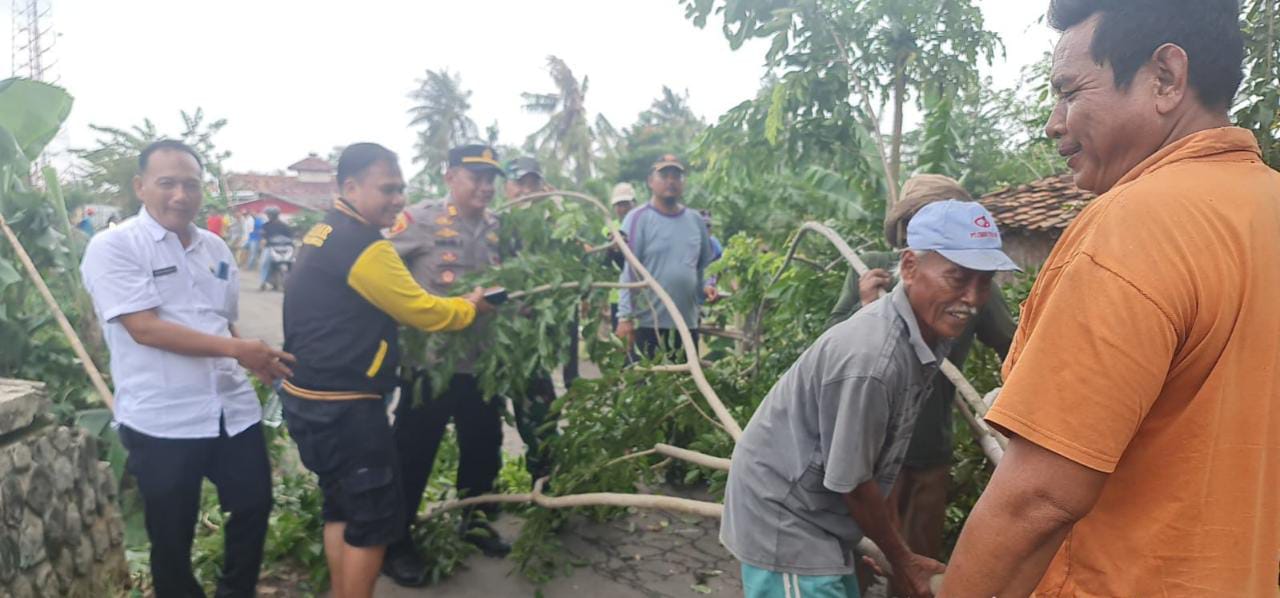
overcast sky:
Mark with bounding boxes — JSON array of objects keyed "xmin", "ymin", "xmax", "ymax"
[{"xmin": 7, "ymin": 0, "xmax": 1055, "ymax": 174}]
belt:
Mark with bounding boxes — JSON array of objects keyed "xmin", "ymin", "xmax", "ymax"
[{"xmin": 281, "ymin": 381, "xmax": 381, "ymax": 401}]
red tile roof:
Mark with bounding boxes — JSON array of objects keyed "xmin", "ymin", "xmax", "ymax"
[
  {"xmin": 225, "ymin": 173, "xmax": 334, "ymax": 210},
  {"xmin": 979, "ymin": 173, "xmax": 1098, "ymax": 233},
  {"xmin": 288, "ymin": 154, "xmax": 334, "ymax": 172}
]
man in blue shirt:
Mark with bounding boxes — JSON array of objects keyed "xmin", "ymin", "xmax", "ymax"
[{"xmin": 615, "ymin": 154, "xmax": 714, "ymax": 361}]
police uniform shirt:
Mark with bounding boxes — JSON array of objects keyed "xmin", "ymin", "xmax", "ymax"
[
  {"xmin": 389, "ymin": 197, "xmax": 502, "ymax": 295},
  {"xmin": 80, "ymin": 207, "xmax": 258, "ymax": 439},
  {"xmin": 389, "ymin": 197, "xmax": 501, "ymax": 373}
]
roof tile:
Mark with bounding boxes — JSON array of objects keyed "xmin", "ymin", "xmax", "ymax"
[{"xmin": 979, "ymin": 173, "xmax": 1098, "ymax": 233}]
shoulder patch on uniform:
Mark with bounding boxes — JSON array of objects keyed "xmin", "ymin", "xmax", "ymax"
[
  {"xmin": 303, "ymin": 223, "xmax": 333, "ymax": 247},
  {"xmin": 389, "ymin": 212, "xmax": 412, "ymax": 236}
]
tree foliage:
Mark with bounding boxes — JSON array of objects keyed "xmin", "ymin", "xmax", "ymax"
[
  {"xmin": 0, "ymin": 79, "xmax": 105, "ymax": 418},
  {"xmin": 70, "ymin": 108, "xmax": 230, "ymax": 213},
  {"xmin": 681, "ymin": 0, "xmax": 1000, "ymax": 199},
  {"xmin": 522, "ymin": 56, "xmax": 620, "ymax": 184},
  {"xmin": 614, "ymin": 86, "xmax": 707, "ymax": 183},
  {"xmin": 407, "ymin": 69, "xmax": 481, "ymax": 189},
  {"xmin": 912, "ymin": 56, "xmax": 1061, "ymax": 195},
  {"xmin": 1235, "ymin": 0, "xmax": 1280, "ymax": 167}
]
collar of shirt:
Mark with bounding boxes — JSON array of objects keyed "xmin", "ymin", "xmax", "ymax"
[
  {"xmin": 442, "ymin": 194, "xmax": 497, "ymax": 229},
  {"xmin": 1114, "ymin": 126, "xmax": 1262, "ymax": 189},
  {"xmin": 136, "ymin": 206, "xmax": 202, "ymax": 250},
  {"xmin": 334, "ymin": 198, "xmax": 371, "ymax": 225},
  {"xmin": 889, "ymin": 283, "xmax": 947, "ymax": 366}
]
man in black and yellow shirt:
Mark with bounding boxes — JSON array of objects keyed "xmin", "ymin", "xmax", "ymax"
[{"xmin": 281, "ymin": 143, "xmax": 491, "ymax": 598}]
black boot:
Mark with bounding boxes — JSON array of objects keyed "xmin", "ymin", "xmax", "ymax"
[
  {"xmin": 381, "ymin": 537, "xmax": 429, "ymax": 587},
  {"xmin": 458, "ymin": 509, "xmax": 511, "ymax": 558}
]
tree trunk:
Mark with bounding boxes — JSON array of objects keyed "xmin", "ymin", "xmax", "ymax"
[{"xmin": 889, "ymin": 55, "xmax": 908, "ymax": 210}]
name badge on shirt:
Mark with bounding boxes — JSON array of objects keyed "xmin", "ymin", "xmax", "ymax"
[{"xmin": 152, "ymin": 266, "xmax": 178, "ymax": 277}]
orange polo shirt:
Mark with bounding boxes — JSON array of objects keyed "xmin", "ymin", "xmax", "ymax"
[{"xmin": 987, "ymin": 127, "xmax": 1280, "ymax": 597}]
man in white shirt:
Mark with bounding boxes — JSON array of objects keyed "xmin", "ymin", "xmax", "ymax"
[{"xmin": 80, "ymin": 139, "xmax": 294, "ymax": 598}]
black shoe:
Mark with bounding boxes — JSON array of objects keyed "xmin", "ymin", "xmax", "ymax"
[
  {"xmin": 381, "ymin": 543, "xmax": 429, "ymax": 588},
  {"xmin": 459, "ymin": 519, "xmax": 512, "ymax": 558}
]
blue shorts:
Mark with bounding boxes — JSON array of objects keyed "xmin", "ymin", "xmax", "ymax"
[{"xmin": 740, "ymin": 563, "xmax": 860, "ymax": 598}]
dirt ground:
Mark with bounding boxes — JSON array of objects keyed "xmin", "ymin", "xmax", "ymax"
[{"xmin": 236, "ymin": 270, "xmax": 745, "ymax": 597}]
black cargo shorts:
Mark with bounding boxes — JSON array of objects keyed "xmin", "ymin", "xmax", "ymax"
[{"xmin": 281, "ymin": 391, "xmax": 404, "ymax": 547}]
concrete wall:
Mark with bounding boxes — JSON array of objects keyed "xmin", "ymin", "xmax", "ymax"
[
  {"xmin": 1001, "ymin": 231, "xmax": 1059, "ymax": 272},
  {"xmin": 0, "ymin": 379, "xmax": 127, "ymax": 597}
]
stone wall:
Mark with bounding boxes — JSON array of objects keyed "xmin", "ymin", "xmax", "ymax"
[{"xmin": 0, "ymin": 378, "xmax": 126, "ymax": 597}]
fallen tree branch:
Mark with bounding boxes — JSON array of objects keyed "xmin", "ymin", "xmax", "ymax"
[
  {"xmin": 791, "ymin": 255, "xmax": 827, "ymax": 271},
  {"xmin": 699, "ymin": 327, "xmax": 752, "ymax": 343},
  {"xmin": 600, "ymin": 448, "xmax": 658, "ymax": 470},
  {"xmin": 421, "ymin": 477, "xmax": 724, "ymax": 520},
  {"xmin": 654, "ymin": 444, "xmax": 731, "ymax": 471},
  {"xmin": 509, "ymin": 281, "xmax": 647, "ymax": 300},
  {"xmin": 500, "ymin": 191, "xmax": 745, "ymax": 441},
  {"xmin": 639, "ymin": 364, "xmax": 691, "ymax": 373},
  {"xmin": 856, "ymin": 538, "xmax": 944, "ymax": 595},
  {"xmin": 941, "ymin": 361, "xmax": 1008, "ymax": 451}
]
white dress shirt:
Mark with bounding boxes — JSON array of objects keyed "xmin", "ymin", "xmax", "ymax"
[{"xmin": 80, "ymin": 207, "xmax": 261, "ymax": 439}]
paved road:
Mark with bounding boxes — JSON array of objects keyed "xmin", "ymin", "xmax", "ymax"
[{"xmin": 235, "ymin": 270, "xmax": 744, "ymax": 597}]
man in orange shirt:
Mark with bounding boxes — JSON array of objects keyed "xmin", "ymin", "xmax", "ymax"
[{"xmin": 941, "ymin": 1, "xmax": 1280, "ymax": 596}]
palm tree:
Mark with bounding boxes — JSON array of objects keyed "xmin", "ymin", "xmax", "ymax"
[
  {"xmin": 521, "ymin": 56, "xmax": 618, "ymax": 184},
  {"xmin": 407, "ymin": 69, "xmax": 480, "ymax": 178},
  {"xmin": 615, "ymin": 87, "xmax": 706, "ymax": 181}
]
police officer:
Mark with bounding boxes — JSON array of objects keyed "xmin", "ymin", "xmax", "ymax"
[
  {"xmin": 382, "ymin": 144, "xmax": 510, "ymax": 586},
  {"xmin": 280, "ymin": 143, "xmax": 488, "ymax": 598}
]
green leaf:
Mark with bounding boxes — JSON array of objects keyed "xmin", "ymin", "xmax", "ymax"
[
  {"xmin": 74, "ymin": 407, "xmax": 113, "ymax": 436},
  {"xmin": 691, "ymin": 584, "xmax": 713, "ymax": 594},
  {"xmin": 0, "ymin": 257, "xmax": 20, "ymax": 291},
  {"xmin": 0, "ymin": 78, "xmax": 73, "ymax": 160}
]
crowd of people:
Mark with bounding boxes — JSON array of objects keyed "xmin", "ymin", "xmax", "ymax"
[{"xmin": 74, "ymin": 1, "xmax": 1277, "ymax": 597}]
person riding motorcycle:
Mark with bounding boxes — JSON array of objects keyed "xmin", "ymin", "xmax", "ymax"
[{"xmin": 259, "ymin": 207, "xmax": 295, "ymax": 291}]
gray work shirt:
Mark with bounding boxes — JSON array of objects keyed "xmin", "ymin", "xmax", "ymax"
[
  {"xmin": 617, "ymin": 203, "xmax": 713, "ymax": 330},
  {"xmin": 720, "ymin": 284, "xmax": 950, "ymax": 576},
  {"xmin": 389, "ymin": 197, "xmax": 501, "ymax": 374}
]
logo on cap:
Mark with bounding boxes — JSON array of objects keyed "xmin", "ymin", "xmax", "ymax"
[{"xmin": 974, "ymin": 215, "xmax": 991, "ymax": 228}]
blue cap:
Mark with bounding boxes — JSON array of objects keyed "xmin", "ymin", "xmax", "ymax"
[{"xmin": 906, "ymin": 200, "xmax": 1021, "ymax": 272}]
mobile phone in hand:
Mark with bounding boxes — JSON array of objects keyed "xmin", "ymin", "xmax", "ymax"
[{"xmin": 483, "ymin": 287, "xmax": 509, "ymax": 305}]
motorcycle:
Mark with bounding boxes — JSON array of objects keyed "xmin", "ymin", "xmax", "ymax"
[{"xmin": 262, "ymin": 235, "xmax": 295, "ymax": 291}]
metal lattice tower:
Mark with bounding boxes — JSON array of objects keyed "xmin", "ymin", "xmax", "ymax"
[{"xmin": 11, "ymin": 0, "xmax": 57, "ymax": 83}]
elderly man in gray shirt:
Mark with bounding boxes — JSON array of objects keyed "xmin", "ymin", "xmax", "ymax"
[{"xmin": 721, "ymin": 200, "xmax": 1020, "ymax": 598}]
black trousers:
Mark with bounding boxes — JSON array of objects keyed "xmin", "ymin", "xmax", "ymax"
[
  {"xmin": 632, "ymin": 327, "xmax": 700, "ymax": 363},
  {"xmin": 119, "ymin": 422, "xmax": 273, "ymax": 598},
  {"xmin": 389, "ymin": 372, "xmax": 502, "ymax": 554},
  {"xmin": 515, "ymin": 375, "xmax": 559, "ymax": 480}
]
